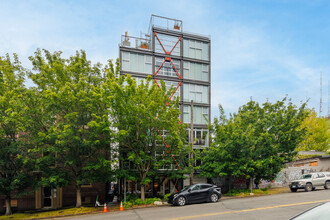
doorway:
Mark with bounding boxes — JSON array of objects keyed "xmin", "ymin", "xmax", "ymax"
[{"xmin": 43, "ymin": 187, "xmax": 53, "ymax": 208}]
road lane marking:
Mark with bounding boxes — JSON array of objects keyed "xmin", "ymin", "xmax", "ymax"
[{"xmin": 164, "ymin": 199, "xmax": 330, "ymax": 220}]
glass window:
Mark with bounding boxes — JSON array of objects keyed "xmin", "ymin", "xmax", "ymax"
[
  {"xmin": 191, "ymin": 185, "xmax": 200, "ymax": 191},
  {"xmin": 201, "ymin": 184, "xmax": 211, "ymax": 189},
  {"xmin": 202, "ymin": 64, "xmax": 209, "ymax": 81},
  {"xmin": 183, "ymin": 106, "xmax": 189, "ymax": 123},
  {"xmin": 183, "ymin": 83, "xmax": 209, "ymax": 104},
  {"xmin": 202, "ymin": 42, "xmax": 209, "ymax": 60},
  {"xmin": 183, "ymin": 106, "xmax": 209, "ymax": 125},
  {"xmin": 164, "ymin": 80, "xmax": 180, "ymax": 99},
  {"xmin": 155, "ymin": 33, "xmax": 181, "ymax": 56},
  {"xmin": 186, "ymin": 128, "xmax": 209, "ymax": 146},
  {"xmin": 121, "ymin": 51, "xmax": 152, "ymax": 74},
  {"xmin": 183, "ymin": 39, "xmax": 209, "ymax": 61},
  {"xmin": 155, "ymin": 57, "xmax": 180, "ymax": 77},
  {"xmin": 183, "ymin": 61, "xmax": 209, "ymax": 81}
]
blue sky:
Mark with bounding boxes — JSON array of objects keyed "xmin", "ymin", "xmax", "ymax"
[{"xmin": 1, "ymin": 0, "xmax": 329, "ymax": 119}]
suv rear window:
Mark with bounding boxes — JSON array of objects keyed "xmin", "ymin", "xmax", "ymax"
[{"xmin": 201, "ymin": 184, "xmax": 212, "ymax": 189}]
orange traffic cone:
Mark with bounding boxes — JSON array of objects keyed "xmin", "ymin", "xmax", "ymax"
[
  {"xmin": 120, "ymin": 201, "xmax": 124, "ymax": 211},
  {"xmin": 104, "ymin": 203, "xmax": 108, "ymax": 212}
]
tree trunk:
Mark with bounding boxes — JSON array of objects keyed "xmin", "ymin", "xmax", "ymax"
[
  {"xmin": 250, "ymin": 177, "xmax": 254, "ymax": 193},
  {"xmin": 5, "ymin": 197, "xmax": 12, "ymax": 216},
  {"xmin": 140, "ymin": 185, "xmax": 145, "ymax": 201},
  {"xmin": 76, "ymin": 186, "xmax": 82, "ymax": 208},
  {"xmin": 228, "ymin": 176, "xmax": 233, "ymax": 192}
]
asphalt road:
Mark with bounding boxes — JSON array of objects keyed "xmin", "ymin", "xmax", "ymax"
[{"xmin": 64, "ymin": 188, "xmax": 330, "ymax": 220}]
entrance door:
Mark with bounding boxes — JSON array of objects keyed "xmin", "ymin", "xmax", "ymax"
[{"xmin": 43, "ymin": 187, "xmax": 53, "ymax": 208}]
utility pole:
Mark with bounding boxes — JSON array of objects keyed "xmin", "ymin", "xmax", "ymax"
[
  {"xmin": 320, "ymin": 72, "xmax": 323, "ymax": 116},
  {"xmin": 190, "ymin": 100, "xmax": 194, "ymax": 185},
  {"xmin": 328, "ymin": 80, "xmax": 330, "ymax": 119}
]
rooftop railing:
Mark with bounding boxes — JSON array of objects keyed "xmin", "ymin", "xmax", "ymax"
[
  {"xmin": 149, "ymin": 14, "xmax": 183, "ymax": 33},
  {"xmin": 120, "ymin": 34, "xmax": 151, "ymax": 51}
]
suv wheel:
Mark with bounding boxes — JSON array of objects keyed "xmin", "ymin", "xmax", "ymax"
[
  {"xmin": 324, "ymin": 181, "xmax": 330, "ymax": 189},
  {"xmin": 290, "ymin": 188, "xmax": 297, "ymax": 192},
  {"xmin": 210, "ymin": 193, "xmax": 219, "ymax": 202},
  {"xmin": 305, "ymin": 183, "xmax": 312, "ymax": 192},
  {"xmin": 177, "ymin": 196, "xmax": 186, "ymax": 206}
]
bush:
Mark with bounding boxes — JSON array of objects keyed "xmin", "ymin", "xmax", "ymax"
[
  {"xmin": 133, "ymin": 199, "xmax": 145, "ymax": 206},
  {"xmin": 126, "ymin": 194, "xmax": 139, "ymax": 201},
  {"xmin": 124, "ymin": 197, "xmax": 162, "ymax": 207},
  {"xmin": 123, "ymin": 201, "xmax": 132, "ymax": 209},
  {"xmin": 164, "ymin": 193, "xmax": 171, "ymax": 202},
  {"xmin": 260, "ymin": 187, "xmax": 268, "ymax": 191}
]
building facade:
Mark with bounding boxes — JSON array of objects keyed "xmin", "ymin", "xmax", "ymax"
[
  {"xmin": 0, "ymin": 184, "xmax": 106, "ymax": 213},
  {"xmin": 118, "ymin": 15, "xmax": 211, "ymax": 195},
  {"xmin": 119, "ymin": 15, "xmax": 211, "ymax": 151}
]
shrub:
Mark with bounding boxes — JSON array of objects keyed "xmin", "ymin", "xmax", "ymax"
[
  {"xmin": 123, "ymin": 201, "xmax": 132, "ymax": 209},
  {"xmin": 164, "ymin": 193, "xmax": 171, "ymax": 202},
  {"xmin": 133, "ymin": 199, "xmax": 145, "ymax": 206},
  {"xmin": 126, "ymin": 194, "xmax": 139, "ymax": 201},
  {"xmin": 124, "ymin": 197, "xmax": 163, "ymax": 207}
]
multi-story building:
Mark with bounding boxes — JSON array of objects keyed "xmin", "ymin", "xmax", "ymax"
[{"xmin": 118, "ymin": 15, "xmax": 211, "ymax": 194}]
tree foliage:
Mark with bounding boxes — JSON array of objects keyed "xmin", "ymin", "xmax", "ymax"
[
  {"xmin": 27, "ymin": 49, "xmax": 116, "ymax": 207},
  {"xmin": 298, "ymin": 110, "xmax": 329, "ymax": 152},
  {"xmin": 0, "ymin": 54, "xmax": 36, "ymax": 215},
  {"xmin": 200, "ymin": 98, "xmax": 308, "ymax": 188},
  {"xmin": 108, "ymin": 75, "xmax": 186, "ymax": 200}
]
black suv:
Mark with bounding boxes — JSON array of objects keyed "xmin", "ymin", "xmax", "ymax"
[{"xmin": 168, "ymin": 183, "xmax": 221, "ymax": 206}]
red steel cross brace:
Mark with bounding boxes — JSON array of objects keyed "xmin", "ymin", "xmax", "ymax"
[{"xmin": 153, "ymin": 32, "xmax": 182, "ymax": 169}]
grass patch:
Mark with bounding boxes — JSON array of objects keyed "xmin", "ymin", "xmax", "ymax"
[
  {"xmin": 224, "ymin": 187, "xmax": 290, "ymax": 197},
  {"xmin": 267, "ymin": 187, "xmax": 290, "ymax": 194},
  {"xmin": 0, "ymin": 206, "xmax": 102, "ymax": 220},
  {"xmin": 225, "ymin": 189, "xmax": 268, "ymax": 197},
  {"xmin": 123, "ymin": 197, "xmax": 162, "ymax": 209}
]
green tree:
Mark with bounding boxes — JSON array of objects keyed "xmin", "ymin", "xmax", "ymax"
[
  {"xmin": 28, "ymin": 49, "xmax": 116, "ymax": 207},
  {"xmin": 298, "ymin": 110, "xmax": 329, "ymax": 152},
  {"xmin": 0, "ymin": 54, "xmax": 36, "ymax": 215},
  {"xmin": 200, "ymin": 98, "xmax": 308, "ymax": 190},
  {"xmin": 108, "ymin": 75, "xmax": 185, "ymax": 200}
]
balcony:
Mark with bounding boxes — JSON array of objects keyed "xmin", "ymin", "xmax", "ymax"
[{"xmin": 120, "ymin": 33, "xmax": 151, "ymax": 51}]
